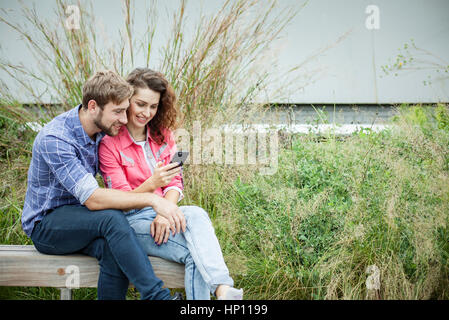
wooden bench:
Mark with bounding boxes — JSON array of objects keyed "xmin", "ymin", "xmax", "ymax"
[{"xmin": 0, "ymin": 245, "xmax": 185, "ymax": 300}]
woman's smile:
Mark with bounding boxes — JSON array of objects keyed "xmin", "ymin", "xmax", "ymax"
[{"xmin": 136, "ymin": 114, "xmax": 149, "ymax": 124}]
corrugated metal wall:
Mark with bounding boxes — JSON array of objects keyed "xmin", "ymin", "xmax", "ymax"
[{"xmin": 0, "ymin": 0, "xmax": 448, "ymax": 104}]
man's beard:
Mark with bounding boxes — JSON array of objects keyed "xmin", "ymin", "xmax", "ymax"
[{"xmin": 94, "ymin": 112, "xmax": 122, "ymax": 137}]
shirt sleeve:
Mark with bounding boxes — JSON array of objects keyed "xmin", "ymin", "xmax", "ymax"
[
  {"xmin": 38, "ymin": 135, "xmax": 99, "ymax": 204},
  {"xmin": 163, "ymin": 186, "xmax": 184, "ymax": 202},
  {"xmin": 98, "ymin": 140, "xmax": 132, "ymax": 191}
]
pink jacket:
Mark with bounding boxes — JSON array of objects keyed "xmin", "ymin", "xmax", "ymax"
[{"xmin": 99, "ymin": 125, "xmax": 183, "ymax": 200}]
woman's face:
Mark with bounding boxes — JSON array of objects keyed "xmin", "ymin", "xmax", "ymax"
[{"xmin": 128, "ymin": 87, "xmax": 160, "ymax": 130}]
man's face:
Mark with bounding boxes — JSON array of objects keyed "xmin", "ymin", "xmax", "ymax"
[{"xmin": 94, "ymin": 99, "xmax": 129, "ymax": 136}]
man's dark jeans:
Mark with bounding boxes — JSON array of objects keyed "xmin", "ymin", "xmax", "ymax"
[{"xmin": 30, "ymin": 204, "xmax": 171, "ymax": 300}]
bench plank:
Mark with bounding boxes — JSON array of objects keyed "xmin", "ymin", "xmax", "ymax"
[{"xmin": 0, "ymin": 245, "xmax": 185, "ymax": 288}]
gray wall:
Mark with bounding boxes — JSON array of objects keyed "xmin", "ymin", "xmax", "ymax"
[{"xmin": 1, "ymin": 0, "xmax": 448, "ymax": 104}]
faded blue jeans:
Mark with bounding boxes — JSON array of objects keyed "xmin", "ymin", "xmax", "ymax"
[{"xmin": 125, "ymin": 205, "xmax": 234, "ymax": 300}]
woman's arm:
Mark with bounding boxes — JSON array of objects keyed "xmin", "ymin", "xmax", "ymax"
[
  {"xmin": 134, "ymin": 161, "xmax": 181, "ymax": 193},
  {"xmin": 164, "ymin": 189, "xmax": 180, "ymax": 204},
  {"xmin": 129, "ymin": 176, "xmax": 157, "ymax": 193}
]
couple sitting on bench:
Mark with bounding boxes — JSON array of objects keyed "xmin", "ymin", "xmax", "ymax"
[{"xmin": 21, "ymin": 68, "xmax": 243, "ymax": 300}]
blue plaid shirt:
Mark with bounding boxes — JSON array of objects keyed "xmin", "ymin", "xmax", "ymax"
[{"xmin": 22, "ymin": 105, "xmax": 104, "ymax": 237}]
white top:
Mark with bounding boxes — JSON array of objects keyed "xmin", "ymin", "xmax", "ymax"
[{"xmin": 135, "ymin": 141, "xmax": 153, "ymax": 171}]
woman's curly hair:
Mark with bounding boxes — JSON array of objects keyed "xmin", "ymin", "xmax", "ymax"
[{"xmin": 126, "ymin": 68, "xmax": 178, "ymax": 145}]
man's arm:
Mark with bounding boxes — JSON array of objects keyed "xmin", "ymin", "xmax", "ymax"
[
  {"xmin": 83, "ymin": 188, "xmax": 158, "ymax": 211},
  {"xmin": 84, "ymin": 188, "xmax": 186, "ymax": 234}
]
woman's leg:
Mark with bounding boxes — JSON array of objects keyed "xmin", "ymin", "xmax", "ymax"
[
  {"xmin": 179, "ymin": 205, "xmax": 234, "ymax": 296},
  {"xmin": 126, "ymin": 207, "xmax": 210, "ymax": 300}
]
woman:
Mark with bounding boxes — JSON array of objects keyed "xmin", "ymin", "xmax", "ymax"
[{"xmin": 98, "ymin": 68, "xmax": 243, "ymax": 300}]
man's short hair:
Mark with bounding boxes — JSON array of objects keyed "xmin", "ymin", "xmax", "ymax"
[{"xmin": 82, "ymin": 70, "xmax": 134, "ymax": 109}]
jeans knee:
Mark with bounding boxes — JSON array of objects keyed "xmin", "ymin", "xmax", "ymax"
[
  {"xmin": 101, "ymin": 209, "xmax": 132, "ymax": 236},
  {"xmin": 182, "ymin": 206, "xmax": 209, "ymax": 225},
  {"xmin": 105, "ymin": 210, "xmax": 128, "ymax": 225}
]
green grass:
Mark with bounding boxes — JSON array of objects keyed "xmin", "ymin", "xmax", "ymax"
[
  {"xmin": 181, "ymin": 105, "xmax": 449, "ymax": 300},
  {"xmin": 0, "ymin": 104, "xmax": 448, "ymax": 299}
]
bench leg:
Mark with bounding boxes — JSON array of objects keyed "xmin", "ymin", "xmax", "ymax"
[{"xmin": 60, "ymin": 288, "xmax": 72, "ymax": 300}]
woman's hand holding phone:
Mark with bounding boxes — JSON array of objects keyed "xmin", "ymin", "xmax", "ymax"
[{"xmin": 148, "ymin": 161, "xmax": 182, "ymax": 189}]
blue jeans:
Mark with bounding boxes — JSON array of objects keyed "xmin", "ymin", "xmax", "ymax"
[
  {"xmin": 125, "ymin": 205, "xmax": 234, "ymax": 300},
  {"xmin": 30, "ymin": 204, "xmax": 172, "ymax": 300}
]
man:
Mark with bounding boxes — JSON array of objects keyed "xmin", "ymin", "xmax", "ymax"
[{"xmin": 21, "ymin": 70, "xmax": 186, "ymax": 300}]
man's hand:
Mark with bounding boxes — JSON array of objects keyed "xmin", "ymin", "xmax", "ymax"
[
  {"xmin": 151, "ymin": 215, "xmax": 171, "ymax": 245},
  {"xmin": 152, "ymin": 196, "xmax": 186, "ymax": 235}
]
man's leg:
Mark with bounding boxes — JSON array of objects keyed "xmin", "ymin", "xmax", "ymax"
[
  {"xmin": 30, "ymin": 204, "xmax": 172, "ymax": 300},
  {"xmin": 81, "ymin": 237, "xmax": 129, "ymax": 299}
]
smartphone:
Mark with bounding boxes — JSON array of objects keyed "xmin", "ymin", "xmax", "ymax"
[{"xmin": 169, "ymin": 151, "xmax": 190, "ymax": 170}]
